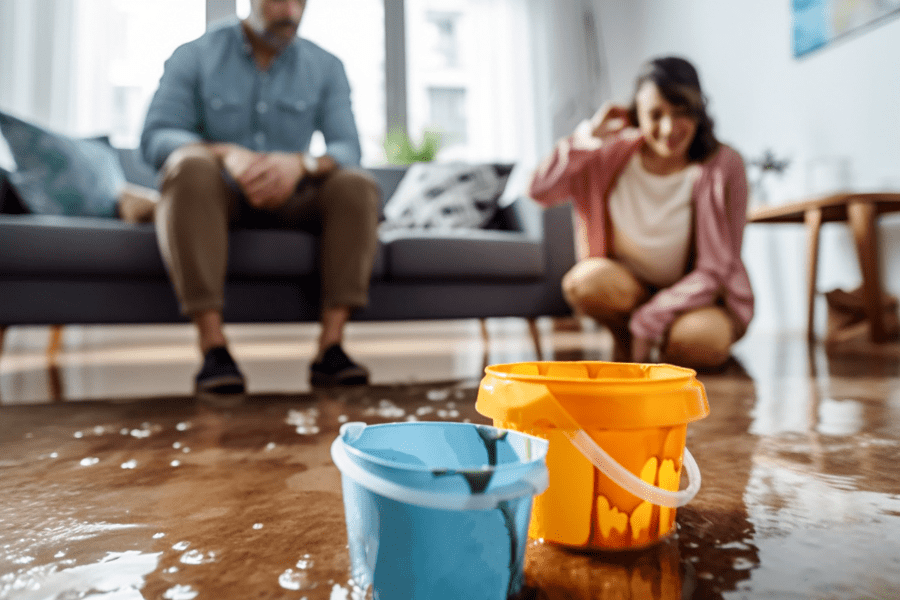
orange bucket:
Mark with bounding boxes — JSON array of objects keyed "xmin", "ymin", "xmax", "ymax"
[{"xmin": 476, "ymin": 361, "xmax": 709, "ymax": 551}]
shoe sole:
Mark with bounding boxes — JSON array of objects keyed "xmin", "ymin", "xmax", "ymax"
[{"xmin": 195, "ymin": 374, "xmax": 246, "ymax": 395}]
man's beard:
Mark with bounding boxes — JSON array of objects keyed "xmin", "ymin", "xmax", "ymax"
[{"xmin": 250, "ymin": 18, "xmax": 299, "ymax": 51}]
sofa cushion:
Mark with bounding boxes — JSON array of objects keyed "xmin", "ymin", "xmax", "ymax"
[
  {"xmin": 381, "ymin": 228, "xmax": 544, "ymax": 280},
  {"xmin": 0, "ymin": 215, "xmax": 389, "ymax": 279},
  {"xmin": 381, "ymin": 162, "xmax": 513, "ymax": 231},
  {"xmin": 0, "ymin": 111, "xmax": 125, "ymax": 217}
]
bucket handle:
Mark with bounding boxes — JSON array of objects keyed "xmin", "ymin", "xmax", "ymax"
[
  {"xmin": 331, "ymin": 433, "xmax": 549, "ymax": 512},
  {"xmin": 564, "ymin": 429, "xmax": 700, "ymax": 508}
]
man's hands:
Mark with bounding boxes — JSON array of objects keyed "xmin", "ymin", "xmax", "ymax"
[
  {"xmin": 216, "ymin": 145, "xmax": 306, "ymax": 210},
  {"xmin": 588, "ymin": 103, "xmax": 634, "ymax": 139}
]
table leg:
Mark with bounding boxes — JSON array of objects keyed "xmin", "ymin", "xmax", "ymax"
[
  {"xmin": 847, "ymin": 201, "xmax": 886, "ymax": 342},
  {"xmin": 804, "ymin": 208, "xmax": 823, "ymax": 342}
]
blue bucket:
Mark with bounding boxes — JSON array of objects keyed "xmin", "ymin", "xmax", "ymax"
[{"xmin": 331, "ymin": 421, "xmax": 549, "ymax": 600}]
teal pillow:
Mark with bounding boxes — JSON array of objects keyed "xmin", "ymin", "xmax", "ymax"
[{"xmin": 0, "ymin": 111, "xmax": 124, "ymax": 217}]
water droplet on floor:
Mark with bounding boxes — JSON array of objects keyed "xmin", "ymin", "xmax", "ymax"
[
  {"xmin": 172, "ymin": 541, "xmax": 190, "ymax": 551},
  {"xmin": 176, "ymin": 422, "xmax": 190, "ymax": 432},
  {"xmin": 287, "ymin": 408, "xmax": 322, "ymax": 435},
  {"xmin": 54, "ymin": 551, "xmax": 66, "ymax": 558},
  {"xmin": 253, "ymin": 523, "xmax": 264, "ymax": 530},
  {"xmin": 265, "ymin": 442, "xmax": 276, "ymax": 451},
  {"xmin": 427, "ymin": 389, "xmax": 449, "ymax": 402},
  {"xmin": 80, "ymin": 457, "xmax": 99, "ymax": 467},
  {"xmin": 362, "ymin": 399, "xmax": 406, "ymax": 419},
  {"xmin": 163, "ymin": 584, "xmax": 198, "ymax": 599},
  {"xmin": 74, "ymin": 431, "xmax": 84, "ymax": 439},
  {"xmin": 173, "ymin": 442, "xmax": 182, "ymax": 449},
  {"xmin": 153, "ymin": 533, "xmax": 166, "ymax": 539},
  {"xmin": 49, "ymin": 452, "xmax": 58, "ymax": 458},
  {"xmin": 279, "ymin": 568, "xmax": 316, "ymax": 590},
  {"xmin": 170, "ymin": 460, "xmax": 181, "ymax": 467},
  {"xmin": 338, "ymin": 415, "xmax": 349, "ymax": 423},
  {"xmin": 180, "ymin": 549, "xmax": 216, "ymax": 565},
  {"xmin": 121, "ymin": 460, "xmax": 137, "ymax": 469}
]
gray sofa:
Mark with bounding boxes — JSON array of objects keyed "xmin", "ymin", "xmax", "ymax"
[{"xmin": 0, "ymin": 148, "xmax": 575, "ymax": 344}]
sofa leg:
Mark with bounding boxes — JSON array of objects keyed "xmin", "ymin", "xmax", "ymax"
[
  {"xmin": 48, "ymin": 325, "xmax": 65, "ymax": 402},
  {"xmin": 527, "ymin": 318, "xmax": 544, "ymax": 362}
]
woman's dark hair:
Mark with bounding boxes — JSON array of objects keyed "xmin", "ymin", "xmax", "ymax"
[{"xmin": 627, "ymin": 56, "xmax": 719, "ymax": 162}]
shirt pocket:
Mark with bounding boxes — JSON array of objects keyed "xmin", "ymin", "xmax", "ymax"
[
  {"xmin": 203, "ymin": 93, "xmax": 251, "ymax": 141},
  {"xmin": 274, "ymin": 98, "xmax": 315, "ymax": 136}
]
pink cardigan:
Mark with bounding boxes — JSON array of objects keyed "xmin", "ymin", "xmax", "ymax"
[{"xmin": 528, "ymin": 125, "xmax": 754, "ymax": 342}]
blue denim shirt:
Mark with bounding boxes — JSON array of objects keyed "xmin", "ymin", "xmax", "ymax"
[{"xmin": 140, "ymin": 20, "xmax": 362, "ymax": 171}]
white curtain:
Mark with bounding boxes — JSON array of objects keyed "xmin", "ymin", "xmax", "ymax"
[{"xmin": 0, "ymin": 0, "xmax": 76, "ymax": 132}]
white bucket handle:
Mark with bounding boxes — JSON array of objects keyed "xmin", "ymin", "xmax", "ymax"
[
  {"xmin": 331, "ymin": 433, "xmax": 549, "ymax": 512},
  {"xmin": 564, "ymin": 429, "xmax": 700, "ymax": 508}
]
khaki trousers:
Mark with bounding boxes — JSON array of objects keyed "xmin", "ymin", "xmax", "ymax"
[
  {"xmin": 561, "ymin": 257, "xmax": 743, "ymax": 369},
  {"xmin": 155, "ymin": 145, "xmax": 379, "ymax": 316}
]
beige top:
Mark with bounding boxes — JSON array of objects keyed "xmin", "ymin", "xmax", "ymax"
[{"xmin": 608, "ymin": 154, "xmax": 700, "ymax": 288}]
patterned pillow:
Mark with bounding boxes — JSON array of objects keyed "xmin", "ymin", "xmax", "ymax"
[
  {"xmin": 381, "ymin": 162, "xmax": 512, "ymax": 231},
  {"xmin": 0, "ymin": 110, "xmax": 124, "ymax": 217}
]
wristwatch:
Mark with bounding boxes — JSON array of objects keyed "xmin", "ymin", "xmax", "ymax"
[{"xmin": 302, "ymin": 153, "xmax": 318, "ymax": 176}]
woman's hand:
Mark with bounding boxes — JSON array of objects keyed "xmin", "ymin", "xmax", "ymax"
[{"xmin": 589, "ymin": 103, "xmax": 633, "ymax": 139}]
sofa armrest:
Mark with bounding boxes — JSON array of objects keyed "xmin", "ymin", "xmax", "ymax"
[{"xmin": 541, "ymin": 201, "xmax": 576, "ymax": 286}]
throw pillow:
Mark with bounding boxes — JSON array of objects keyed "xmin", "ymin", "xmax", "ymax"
[
  {"xmin": 0, "ymin": 110, "xmax": 125, "ymax": 217},
  {"xmin": 381, "ymin": 162, "xmax": 512, "ymax": 231}
]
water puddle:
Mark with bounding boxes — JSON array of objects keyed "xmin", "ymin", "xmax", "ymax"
[{"xmin": 0, "ymin": 550, "xmax": 160, "ymax": 600}]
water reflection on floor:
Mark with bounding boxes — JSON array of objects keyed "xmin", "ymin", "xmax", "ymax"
[{"xmin": 1, "ymin": 319, "xmax": 900, "ymax": 599}]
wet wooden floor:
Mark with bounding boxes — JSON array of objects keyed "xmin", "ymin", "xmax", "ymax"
[{"xmin": 1, "ymin": 318, "xmax": 899, "ymax": 599}]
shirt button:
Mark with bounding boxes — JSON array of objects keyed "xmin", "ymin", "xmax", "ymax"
[{"xmin": 256, "ymin": 101, "xmax": 268, "ymax": 114}]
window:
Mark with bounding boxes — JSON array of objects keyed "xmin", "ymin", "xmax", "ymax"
[
  {"xmin": 425, "ymin": 12, "xmax": 461, "ymax": 69},
  {"xmin": 405, "ymin": 0, "xmax": 538, "ymax": 163},
  {"xmin": 1, "ymin": 0, "xmax": 542, "ymax": 167},
  {"xmin": 428, "ymin": 87, "xmax": 467, "ymax": 146}
]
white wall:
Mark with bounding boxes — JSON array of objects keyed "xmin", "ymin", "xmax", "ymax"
[{"xmin": 591, "ymin": 0, "xmax": 900, "ymax": 334}]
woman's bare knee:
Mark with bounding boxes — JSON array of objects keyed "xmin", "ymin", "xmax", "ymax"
[
  {"xmin": 663, "ymin": 308, "xmax": 734, "ymax": 369},
  {"xmin": 562, "ymin": 258, "xmax": 645, "ymax": 317}
]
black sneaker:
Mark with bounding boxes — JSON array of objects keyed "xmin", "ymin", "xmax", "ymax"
[
  {"xmin": 195, "ymin": 346, "xmax": 246, "ymax": 395},
  {"xmin": 310, "ymin": 344, "xmax": 369, "ymax": 387}
]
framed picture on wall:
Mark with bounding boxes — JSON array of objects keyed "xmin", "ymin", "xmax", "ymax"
[{"xmin": 793, "ymin": 0, "xmax": 900, "ymax": 57}]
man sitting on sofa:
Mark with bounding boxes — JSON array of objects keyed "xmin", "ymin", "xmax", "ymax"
[{"xmin": 141, "ymin": 0, "xmax": 379, "ymax": 394}]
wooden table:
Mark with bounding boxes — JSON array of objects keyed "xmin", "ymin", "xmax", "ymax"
[{"xmin": 747, "ymin": 192, "xmax": 900, "ymax": 342}]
